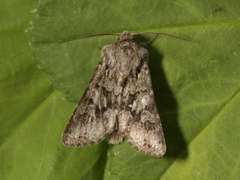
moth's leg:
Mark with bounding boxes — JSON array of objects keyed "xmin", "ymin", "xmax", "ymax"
[
  {"xmin": 153, "ymin": 87, "xmax": 161, "ymax": 97},
  {"xmin": 97, "ymin": 47, "xmax": 102, "ymax": 50},
  {"xmin": 139, "ymin": 34, "xmax": 158, "ymax": 46}
]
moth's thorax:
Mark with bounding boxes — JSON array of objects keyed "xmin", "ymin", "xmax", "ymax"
[{"xmin": 101, "ymin": 40, "xmax": 148, "ymax": 76}]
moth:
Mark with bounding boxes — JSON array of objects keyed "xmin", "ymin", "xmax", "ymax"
[{"xmin": 62, "ymin": 31, "xmax": 187, "ymax": 157}]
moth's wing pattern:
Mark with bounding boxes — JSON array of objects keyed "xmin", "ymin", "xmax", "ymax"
[
  {"xmin": 62, "ymin": 57, "xmax": 118, "ymax": 147},
  {"xmin": 119, "ymin": 60, "xmax": 166, "ymax": 157}
]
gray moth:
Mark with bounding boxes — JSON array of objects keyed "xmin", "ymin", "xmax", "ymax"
[{"xmin": 62, "ymin": 31, "xmax": 166, "ymax": 157}]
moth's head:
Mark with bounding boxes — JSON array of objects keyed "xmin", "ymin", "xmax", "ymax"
[
  {"xmin": 119, "ymin": 31, "xmax": 133, "ymax": 41},
  {"xmin": 59, "ymin": 31, "xmax": 190, "ymax": 45}
]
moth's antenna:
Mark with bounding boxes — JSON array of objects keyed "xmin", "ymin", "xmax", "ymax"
[
  {"xmin": 132, "ymin": 32, "xmax": 191, "ymax": 42},
  {"xmin": 59, "ymin": 33, "xmax": 120, "ymax": 44}
]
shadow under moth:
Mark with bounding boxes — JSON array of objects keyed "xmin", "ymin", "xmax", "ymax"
[{"xmin": 62, "ymin": 31, "xmax": 187, "ymax": 157}]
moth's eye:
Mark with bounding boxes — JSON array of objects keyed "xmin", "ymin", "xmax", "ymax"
[
  {"xmin": 117, "ymin": 37, "xmax": 120, "ymax": 40},
  {"xmin": 132, "ymin": 37, "xmax": 135, "ymax": 41}
]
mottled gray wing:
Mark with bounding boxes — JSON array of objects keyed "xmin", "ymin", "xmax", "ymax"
[
  {"xmin": 62, "ymin": 58, "xmax": 118, "ymax": 147},
  {"xmin": 118, "ymin": 61, "xmax": 166, "ymax": 157}
]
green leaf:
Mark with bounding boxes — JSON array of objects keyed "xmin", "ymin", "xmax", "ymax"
[
  {"xmin": 1, "ymin": 0, "xmax": 107, "ymax": 180},
  {"xmin": 2, "ymin": 0, "xmax": 240, "ymax": 179}
]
